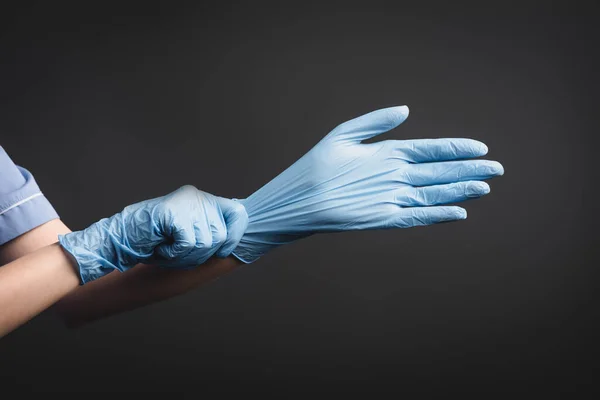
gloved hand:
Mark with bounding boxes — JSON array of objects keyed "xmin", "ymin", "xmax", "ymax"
[
  {"xmin": 232, "ymin": 106, "xmax": 504, "ymax": 263},
  {"xmin": 59, "ymin": 185, "xmax": 248, "ymax": 284}
]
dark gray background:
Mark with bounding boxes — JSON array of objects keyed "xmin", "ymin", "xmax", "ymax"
[{"xmin": 1, "ymin": 0, "xmax": 598, "ymax": 396}]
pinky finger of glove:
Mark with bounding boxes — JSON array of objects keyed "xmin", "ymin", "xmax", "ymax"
[{"xmin": 394, "ymin": 206, "xmax": 467, "ymax": 228}]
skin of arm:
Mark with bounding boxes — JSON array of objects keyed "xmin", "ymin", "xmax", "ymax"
[
  {"xmin": 0, "ymin": 242, "xmax": 80, "ymax": 337},
  {"xmin": 0, "ymin": 219, "xmax": 243, "ymax": 329}
]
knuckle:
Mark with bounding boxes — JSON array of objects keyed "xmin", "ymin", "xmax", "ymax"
[
  {"xmin": 196, "ymin": 236, "xmax": 211, "ymax": 248},
  {"xmin": 462, "ymin": 182, "xmax": 471, "ymax": 196},
  {"xmin": 412, "ymin": 209, "xmax": 430, "ymax": 226},
  {"xmin": 231, "ymin": 202, "xmax": 248, "ymax": 221},
  {"xmin": 413, "ymin": 188, "xmax": 426, "ymax": 204},
  {"xmin": 213, "ymin": 226, "xmax": 227, "ymax": 245},
  {"xmin": 231, "ymin": 201, "xmax": 246, "ymax": 215},
  {"xmin": 179, "ymin": 239, "xmax": 195, "ymax": 250},
  {"xmin": 394, "ymin": 188, "xmax": 413, "ymax": 205}
]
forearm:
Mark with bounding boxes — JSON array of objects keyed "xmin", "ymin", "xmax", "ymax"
[
  {"xmin": 0, "ymin": 217, "xmax": 243, "ymax": 328},
  {"xmin": 0, "ymin": 243, "xmax": 80, "ymax": 337},
  {"xmin": 54, "ymin": 256, "xmax": 241, "ymax": 328},
  {"xmin": 0, "ymin": 219, "xmax": 70, "ymax": 265}
]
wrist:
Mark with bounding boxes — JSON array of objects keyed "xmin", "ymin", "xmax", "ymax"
[
  {"xmin": 230, "ymin": 196, "xmax": 311, "ymax": 263},
  {"xmin": 58, "ymin": 214, "xmax": 140, "ymax": 284}
]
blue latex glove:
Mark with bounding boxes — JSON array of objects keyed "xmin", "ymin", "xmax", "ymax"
[
  {"xmin": 59, "ymin": 185, "xmax": 248, "ymax": 284},
  {"xmin": 232, "ymin": 106, "xmax": 504, "ymax": 263}
]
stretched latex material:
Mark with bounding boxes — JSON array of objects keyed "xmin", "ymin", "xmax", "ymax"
[{"xmin": 233, "ymin": 106, "xmax": 503, "ymax": 263}]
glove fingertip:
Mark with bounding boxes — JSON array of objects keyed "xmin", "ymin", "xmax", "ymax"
[{"xmin": 395, "ymin": 105, "xmax": 409, "ymax": 120}]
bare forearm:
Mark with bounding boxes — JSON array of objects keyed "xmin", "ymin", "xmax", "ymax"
[
  {"xmin": 54, "ymin": 256, "xmax": 242, "ymax": 328},
  {"xmin": 0, "ymin": 219, "xmax": 70, "ymax": 265},
  {"xmin": 0, "ymin": 218, "xmax": 243, "ymax": 329},
  {"xmin": 0, "ymin": 243, "xmax": 80, "ymax": 337}
]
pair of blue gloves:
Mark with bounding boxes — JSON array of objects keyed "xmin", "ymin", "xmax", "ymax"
[{"xmin": 60, "ymin": 106, "xmax": 504, "ymax": 284}]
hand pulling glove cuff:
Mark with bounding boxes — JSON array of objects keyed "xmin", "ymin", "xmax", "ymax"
[{"xmin": 59, "ymin": 186, "xmax": 249, "ymax": 284}]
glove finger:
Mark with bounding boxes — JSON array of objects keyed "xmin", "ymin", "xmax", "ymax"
[
  {"xmin": 329, "ymin": 106, "xmax": 409, "ymax": 142},
  {"xmin": 393, "ymin": 206, "xmax": 467, "ymax": 228},
  {"xmin": 154, "ymin": 219, "xmax": 196, "ymax": 260},
  {"xmin": 162, "ymin": 215, "xmax": 219, "ymax": 267},
  {"xmin": 178, "ymin": 197, "xmax": 225, "ymax": 265},
  {"xmin": 390, "ymin": 138, "xmax": 488, "ymax": 163},
  {"xmin": 208, "ymin": 213, "xmax": 227, "ymax": 251},
  {"xmin": 395, "ymin": 181, "xmax": 490, "ymax": 207},
  {"xmin": 214, "ymin": 197, "xmax": 249, "ymax": 258},
  {"xmin": 400, "ymin": 160, "xmax": 504, "ymax": 186},
  {"xmin": 202, "ymin": 194, "xmax": 226, "ymax": 247},
  {"xmin": 170, "ymin": 219, "xmax": 215, "ymax": 267}
]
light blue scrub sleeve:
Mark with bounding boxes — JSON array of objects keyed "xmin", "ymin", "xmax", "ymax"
[{"xmin": 0, "ymin": 146, "xmax": 59, "ymax": 246}]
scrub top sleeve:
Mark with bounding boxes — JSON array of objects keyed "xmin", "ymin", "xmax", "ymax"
[{"xmin": 0, "ymin": 146, "xmax": 59, "ymax": 245}]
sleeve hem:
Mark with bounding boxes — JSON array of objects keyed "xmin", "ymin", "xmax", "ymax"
[
  {"xmin": 0, "ymin": 192, "xmax": 44, "ymax": 216},
  {"xmin": 0, "ymin": 194, "xmax": 60, "ymax": 245}
]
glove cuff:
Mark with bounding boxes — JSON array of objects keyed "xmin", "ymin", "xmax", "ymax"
[
  {"xmin": 58, "ymin": 232, "xmax": 121, "ymax": 284},
  {"xmin": 57, "ymin": 215, "xmax": 141, "ymax": 284}
]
